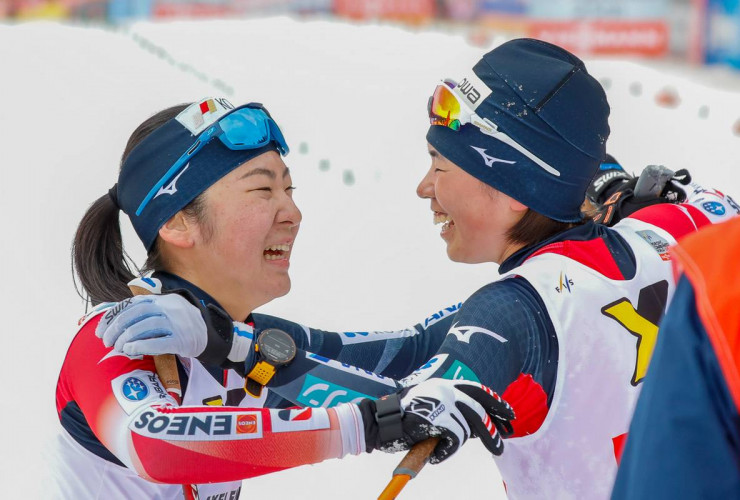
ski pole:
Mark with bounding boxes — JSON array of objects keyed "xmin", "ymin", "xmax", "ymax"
[
  {"xmin": 128, "ymin": 284, "xmax": 197, "ymax": 500},
  {"xmin": 378, "ymin": 437, "xmax": 440, "ymax": 500},
  {"xmin": 128, "ymin": 284, "xmax": 182, "ymax": 404}
]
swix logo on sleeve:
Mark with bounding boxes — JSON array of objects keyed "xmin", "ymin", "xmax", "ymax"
[
  {"xmin": 448, "ymin": 322, "xmax": 507, "ymax": 344},
  {"xmin": 130, "ymin": 409, "xmax": 263, "ymax": 441},
  {"xmin": 113, "ymin": 370, "xmax": 171, "ymax": 415}
]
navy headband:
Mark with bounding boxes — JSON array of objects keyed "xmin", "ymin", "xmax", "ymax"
[{"xmin": 115, "ymin": 98, "xmax": 282, "ymax": 250}]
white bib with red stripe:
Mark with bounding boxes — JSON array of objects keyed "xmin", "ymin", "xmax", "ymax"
[{"xmin": 493, "ymin": 218, "xmax": 677, "ymax": 499}]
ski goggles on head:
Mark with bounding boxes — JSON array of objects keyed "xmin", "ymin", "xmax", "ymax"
[
  {"xmin": 428, "ymin": 79, "xmax": 494, "ymax": 132},
  {"xmin": 428, "ymin": 79, "xmax": 561, "ymax": 177},
  {"xmin": 135, "ymin": 103, "xmax": 289, "ymax": 216}
]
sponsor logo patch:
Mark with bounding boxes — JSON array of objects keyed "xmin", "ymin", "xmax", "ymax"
[
  {"xmin": 555, "ymin": 271, "xmax": 575, "ymax": 293},
  {"xmin": 122, "ymin": 377, "xmax": 148, "ymax": 401},
  {"xmin": 448, "ymin": 322, "xmax": 507, "ymax": 344},
  {"xmin": 451, "ymin": 72, "xmax": 493, "ymax": 109},
  {"xmin": 271, "ymin": 406, "xmax": 330, "ymax": 433},
  {"xmin": 306, "ymin": 353, "xmax": 397, "ymax": 387},
  {"xmin": 408, "ymin": 396, "xmax": 445, "ymax": 422},
  {"xmin": 112, "ymin": 370, "xmax": 171, "ymax": 414},
  {"xmin": 422, "ymin": 303, "xmax": 462, "ymax": 330},
  {"xmin": 400, "ymin": 354, "xmax": 448, "ymax": 387},
  {"xmin": 130, "ymin": 409, "xmax": 263, "ymax": 441},
  {"xmin": 636, "ymin": 230, "xmax": 671, "ymax": 261},
  {"xmin": 296, "ymin": 374, "xmax": 372, "ymax": 407},
  {"xmin": 236, "ymin": 414, "xmax": 258, "ymax": 434},
  {"xmin": 339, "ymin": 328, "xmax": 419, "ymax": 345},
  {"xmin": 702, "ymin": 201, "xmax": 726, "ymax": 216},
  {"xmin": 154, "ymin": 163, "xmax": 189, "ymax": 199},
  {"xmin": 471, "ymin": 146, "xmax": 516, "ymax": 168}
]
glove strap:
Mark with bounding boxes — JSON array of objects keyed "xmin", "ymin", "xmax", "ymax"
[{"xmin": 375, "ymin": 393, "xmax": 404, "ymax": 443}]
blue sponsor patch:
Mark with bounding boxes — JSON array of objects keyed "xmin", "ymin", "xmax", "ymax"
[
  {"xmin": 702, "ymin": 201, "xmax": 726, "ymax": 216},
  {"xmin": 342, "ymin": 331, "xmax": 369, "ymax": 339},
  {"xmin": 297, "ymin": 374, "xmax": 373, "ymax": 407},
  {"xmin": 422, "ymin": 303, "xmax": 462, "ymax": 330},
  {"xmin": 122, "ymin": 377, "xmax": 149, "ymax": 401}
]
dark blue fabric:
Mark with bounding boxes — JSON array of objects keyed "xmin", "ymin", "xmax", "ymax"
[
  {"xmin": 59, "ymin": 401, "xmax": 126, "ymax": 467},
  {"xmin": 612, "ymin": 276, "xmax": 740, "ymax": 499},
  {"xmin": 258, "ymin": 276, "xmax": 559, "ymax": 408},
  {"xmin": 118, "ymin": 109, "xmax": 277, "ymax": 250},
  {"xmin": 432, "ymin": 277, "xmax": 559, "ymax": 404},
  {"xmin": 427, "ymin": 38, "xmax": 610, "ymax": 222}
]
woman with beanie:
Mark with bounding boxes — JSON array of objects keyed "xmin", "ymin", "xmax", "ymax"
[{"xmin": 92, "ymin": 40, "xmax": 738, "ymax": 498}]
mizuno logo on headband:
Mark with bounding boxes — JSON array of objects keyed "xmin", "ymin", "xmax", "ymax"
[{"xmin": 154, "ymin": 163, "xmax": 189, "ymax": 199}]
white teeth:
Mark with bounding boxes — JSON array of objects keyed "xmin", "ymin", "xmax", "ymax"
[
  {"xmin": 265, "ymin": 244, "xmax": 291, "ymax": 252},
  {"xmin": 264, "ymin": 254, "xmax": 286, "ymax": 260},
  {"xmin": 434, "ymin": 213, "xmax": 452, "ymax": 225}
]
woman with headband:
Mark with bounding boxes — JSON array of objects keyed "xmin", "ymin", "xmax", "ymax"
[{"xmin": 52, "ymin": 97, "xmax": 513, "ymax": 498}]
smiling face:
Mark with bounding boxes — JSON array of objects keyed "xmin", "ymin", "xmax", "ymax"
[
  {"xmin": 416, "ymin": 144, "xmax": 527, "ymax": 264},
  {"xmin": 161, "ymin": 150, "xmax": 301, "ymax": 320}
]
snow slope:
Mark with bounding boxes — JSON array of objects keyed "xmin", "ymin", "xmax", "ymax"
[{"xmin": 1, "ymin": 16, "xmax": 739, "ymax": 499}]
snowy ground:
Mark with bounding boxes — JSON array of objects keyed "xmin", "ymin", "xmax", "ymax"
[{"xmin": 1, "ymin": 16, "xmax": 739, "ymax": 499}]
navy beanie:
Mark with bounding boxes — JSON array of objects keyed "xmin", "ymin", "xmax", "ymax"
[
  {"xmin": 427, "ymin": 38, "xmax": 610, "ymax": 222},
  {"xmin": 115, "ymin": 98, "xmax": 282, "ymax": 250}
]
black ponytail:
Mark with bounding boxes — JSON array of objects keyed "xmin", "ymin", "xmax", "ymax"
[
  {"xmin": 72, "ymin": 194, "xmax": 137, "ymax": 305},
  {"xmin": 72, "ymin": 104, "xmax": 190, "ymax": 306}
]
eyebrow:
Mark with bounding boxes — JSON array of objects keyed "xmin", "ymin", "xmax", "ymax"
[
  {"xmin": 240, "ymin": 167, "xmax": 291, "ymax": 180},
  {"xmin": 428, "ymin": 149, "xmax": 439, "ymax": 157}
]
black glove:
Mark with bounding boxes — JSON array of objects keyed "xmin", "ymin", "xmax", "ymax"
[
  {"xmin": 587, "ymin": 163, "xmax": 691, "ymax": 226},
  {"xmin": 357, "ymin": 379, "xmax": 515, "ymax": 464}
]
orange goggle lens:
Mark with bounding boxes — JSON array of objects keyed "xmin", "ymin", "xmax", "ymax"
[{"xmin": 428, "ymin": 83, "xmax": 463, "ymax": 131}]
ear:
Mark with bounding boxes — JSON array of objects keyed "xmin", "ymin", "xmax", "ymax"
[
  {"xmin": 508, "ymin": 197, "xmax": 528, "ymax": 214},
  {"xmin": 158, "ymin": 211, "xmax": 195, "ymax": 249}
]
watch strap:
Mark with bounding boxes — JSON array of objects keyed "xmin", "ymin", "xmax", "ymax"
[
  {"xmin": 375, "ymin": 393, "xmax": 404, "ymax": 443},
  {"xmin": 245, "ymin": 361, "xmax": 277, "ymax": 398}
]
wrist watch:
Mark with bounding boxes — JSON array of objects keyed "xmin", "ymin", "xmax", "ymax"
[{"xmin": 245, "ymin": 328, "xmax": 296, "ymax": 398}]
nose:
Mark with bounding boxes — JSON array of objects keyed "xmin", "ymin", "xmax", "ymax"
[
  {"xmin": 280, "ymin": 192, "xmax": 302, "ymax": 228},
  {"xmin": 416, "ymin": 166, "xmax": 435, "ymax": 199}
]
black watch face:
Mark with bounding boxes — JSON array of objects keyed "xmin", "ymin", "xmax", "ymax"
[{"xmin": 257, "ymin": 328, "xmax": 296, "ymax": 365}]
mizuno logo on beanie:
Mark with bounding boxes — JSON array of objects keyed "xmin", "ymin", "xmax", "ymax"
[{"xmin": 471, "ymin": 146, "xmax": 516, "ymax": 168}]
